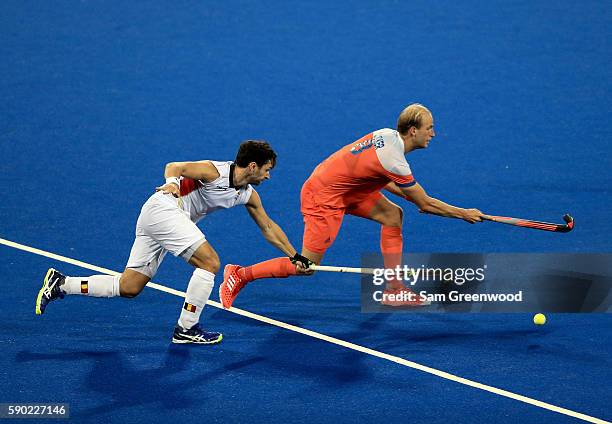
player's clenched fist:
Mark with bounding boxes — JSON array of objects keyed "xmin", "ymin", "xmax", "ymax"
[{"xmin": 462, "ymin": 208, "xmax": 484, "ymax": 223}]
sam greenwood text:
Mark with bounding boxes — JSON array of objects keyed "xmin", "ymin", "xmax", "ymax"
[{"xmin": 373, "ymin": 290, "xmax": 524, "ymax": 303}]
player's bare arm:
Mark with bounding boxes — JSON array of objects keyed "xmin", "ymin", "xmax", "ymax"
[
  {"xmin": 400, "ymin": 182, "xmax": 483, "ymax": 223},
  {"xmin": 383, "ymin": 182, "xmax": 405, "ymax": 198},
  {"xmin": 156, "ymin": 161, "xmax": 221, "ymax": 196},
  {"xmin": 245, "ymin": 190, "xmax": 313, "ymax": 274},
  {"xmin": 245, "ymin": 190, "xmax": 299, "ymax": 256}
]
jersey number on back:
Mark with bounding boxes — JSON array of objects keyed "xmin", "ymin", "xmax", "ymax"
[{"xmin": 350, "ymin": 134, "xmax": 385, "ymax": 155}]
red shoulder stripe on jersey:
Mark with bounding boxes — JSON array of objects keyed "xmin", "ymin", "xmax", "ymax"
[{"xmin": 180, "ymin": 178, "xmax": 202, "ymax": 196}]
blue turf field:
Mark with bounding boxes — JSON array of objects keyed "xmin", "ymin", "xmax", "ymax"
[{"xmin": 1, "ymin": 1, "xmax": 611, "ymax": 423}]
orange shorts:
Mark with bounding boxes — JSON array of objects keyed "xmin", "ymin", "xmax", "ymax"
[{"xmin": 300, "ymin": 182, "xmax": 382, "ymax": 254}]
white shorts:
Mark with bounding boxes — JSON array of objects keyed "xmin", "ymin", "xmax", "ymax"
[{"xmin": 126, "ymin": 192, "xmax": 206, "ymax": 278}]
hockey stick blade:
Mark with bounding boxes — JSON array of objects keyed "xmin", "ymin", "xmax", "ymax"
[{"xmin": 482, "ymin": 213, "xmax": 574, "ymax": 233}]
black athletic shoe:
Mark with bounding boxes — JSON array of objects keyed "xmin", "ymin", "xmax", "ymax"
[
  {"xmin": 36, "ymin": 268, "xmax": 66, "ymax": 315},
  {"xmin": 172, "ymin": 324, "xmax": 223, "ymax": 345}
]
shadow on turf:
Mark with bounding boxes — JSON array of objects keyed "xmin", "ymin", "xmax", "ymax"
[
  {"xmin": 15, "ymin": 346, "xmax": 266, "ymax": 419},
  {"xmin": 240, "ymin": 315, "xmax": 395, "ymax": 389},
  {"xmin": 14, "ymin": 332, "xmax": 382, "ymax": 412}
]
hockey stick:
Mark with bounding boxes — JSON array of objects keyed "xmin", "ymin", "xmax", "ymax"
[
  {"xmin": 309, "ymin": 265, "xmax": 418, "ymax": 278},
  {"xmin": 309, "ymin": 214, "xmax": 574, "ymax": 274},
  {"xmin": 309, "ymin": 265, "xmax": 376, "ymax": 275},
  {"xmin": 482, "ymin": 213, "xmax": 574, "ymax": 233}
]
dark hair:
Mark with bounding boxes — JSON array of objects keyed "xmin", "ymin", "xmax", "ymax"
[{"xmin": 235, "ymin": 140, "xmax": 277, "ymax": 168}]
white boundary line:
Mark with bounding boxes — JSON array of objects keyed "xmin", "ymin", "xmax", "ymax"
[{"xmin": 1, "ymin": 237, "xmax": 609, "ymax": 424}]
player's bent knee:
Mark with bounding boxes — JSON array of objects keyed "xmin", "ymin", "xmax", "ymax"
[
  {"xmin": 119, "ymin": 271, "xmax": 150, "ymax": 298},
  {"xmin": 204, "ymin": 256, "xmax": 221, "ymax": 274},
  {"xmin": 189, "ymin": 253, "xmax": 220, "ymax": 274},
  {"xmin": 395, "ymin": 206, "xmax": 404, "ymax": 226},
  {"xmin": 189, "ymin": 242, "xmax": 221, "ymax": 274},
  {"xmin": 119, "ymin": 280, "xmax": 144, "ymax": 298},
  {"xmin": 384, "ymin": 205, "xmax": 403, "ymax": 227}
]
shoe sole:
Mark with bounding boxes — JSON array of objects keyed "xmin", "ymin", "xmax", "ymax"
[
  {"xmin": 35, "ymin": 268, "xmax": 55, "ymax": 315},
  {"xmin": 172, "ymin": 334, "xmax": 223, "ymax": 345},
  {"xmin": 219, "ymin": 264, "xmax": 236, "ymax": 309},
  {"xmin": 219, "ymin": 284, "xmax": 229, "ymax": 309}
]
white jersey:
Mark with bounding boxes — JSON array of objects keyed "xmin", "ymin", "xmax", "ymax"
[
  {"xmin": 127, "ymin": 160, "xmax": 251, "ymax": 277},
  {"xmin": 178, "ymin": 160, "xmax": 253, "ymax": 223}
]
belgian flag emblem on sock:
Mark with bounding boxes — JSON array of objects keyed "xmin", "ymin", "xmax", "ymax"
[
  {"xmin": 81, "ymin": 281, "xmax": 89, "ymax": 294},
  {"xmin": 183, "ymin": 302, "xmax": 197, "ymax": 313}
]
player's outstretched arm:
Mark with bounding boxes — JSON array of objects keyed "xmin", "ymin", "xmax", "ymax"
[
  {"xmin": 401, "ymin": 182, "xmax": 483, "ymax": 223},
  {"xmin": 245, "ymin": 190, "xmax": 301, "ymax": 257}
]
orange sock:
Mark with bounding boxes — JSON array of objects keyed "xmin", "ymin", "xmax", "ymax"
[
  {"xmin": 238, "ymin": 257, "xmax": 297, "ymax": 283},
  {"xmin": 380, "ymin": 226, "xmax": 405, "ymax": 290}
]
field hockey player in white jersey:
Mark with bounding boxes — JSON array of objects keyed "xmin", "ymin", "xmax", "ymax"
[{"xmin": 35, "ymin": 140, "xmax": 311, "ymax": 344}]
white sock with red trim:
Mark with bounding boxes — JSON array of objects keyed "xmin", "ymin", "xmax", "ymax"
[
  {"xmin": 63, "ymin": 275, "xmax": 120, "ymax": 297},
  {"xmin": 178, "ymin": 268, "xmax": 215, "ymax": 330}
]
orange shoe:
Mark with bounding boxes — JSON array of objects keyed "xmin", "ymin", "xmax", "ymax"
[
  {"xmin": 219, "ymin": 264, "xmax": 247, "ymax": 309},
  {"xmin": 381, "ymin": 287, "xmax": 431, "ymax": 307}
]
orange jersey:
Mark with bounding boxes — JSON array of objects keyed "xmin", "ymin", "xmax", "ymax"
[{"xmin": 304, "ymin": 128, "xmax": 416, "ymax": 210}]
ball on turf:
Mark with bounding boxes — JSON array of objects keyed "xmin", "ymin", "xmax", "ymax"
[{"xmin": 533, "ymin": 313, "xmax": 546, "ymax": 325}]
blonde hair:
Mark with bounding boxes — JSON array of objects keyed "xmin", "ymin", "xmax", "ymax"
[{"xmin": 397, "ymin": 103, "xmax": 431, "ymax": 135}]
